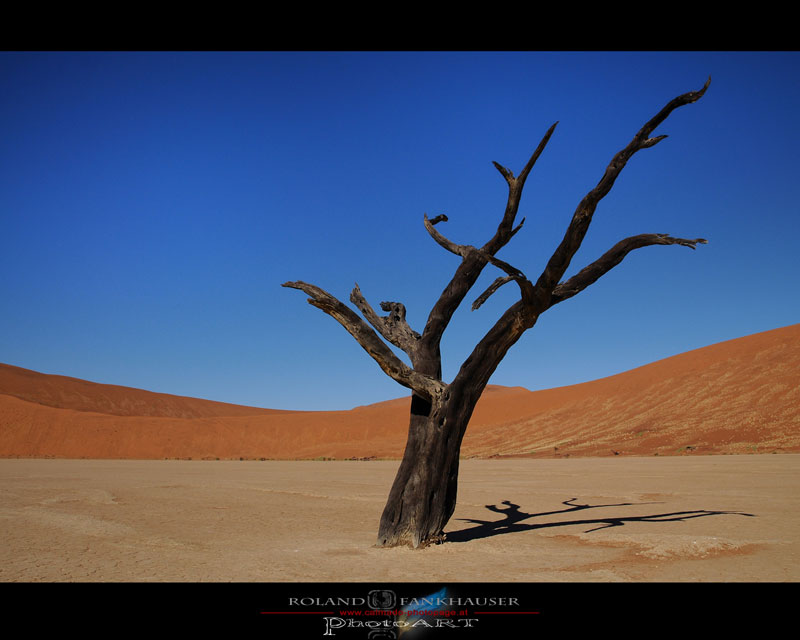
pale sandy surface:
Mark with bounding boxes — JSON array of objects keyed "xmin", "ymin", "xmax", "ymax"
[{"xmin": 1, "ymin": 455, "xmax": 798, "ymax": 582}]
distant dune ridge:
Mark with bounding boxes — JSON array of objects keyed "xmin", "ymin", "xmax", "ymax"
[{"xmin": 1, "ymin": 325, "xmax": 798, "ymax": 460}]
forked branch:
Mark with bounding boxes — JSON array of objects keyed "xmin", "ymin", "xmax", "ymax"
[
  {"xmin": 478, "ymin": 251, "xmax": 536, "ymax": 308},
  {"xmin": 484, "ymin": 122, "xmax": 558, "ymax": 255},
  {"xmin": 459, "ymin": 81, "xmax": 710, "ymax": 393},
  {"xmin": 282, "ymin": 281, "xmax": 444, "ymax": 401},
  {"xmin": 533, "ymin": 78, "xmax": 711, "ymax": 299},
  {"xmin": 421, "ymin": 123, "xmax": 558, "ymax": 348}
]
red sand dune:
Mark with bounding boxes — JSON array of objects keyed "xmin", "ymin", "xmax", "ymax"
[{"xmin": 1, "ymin": 324, "xmax": 798, "ymax": 460}]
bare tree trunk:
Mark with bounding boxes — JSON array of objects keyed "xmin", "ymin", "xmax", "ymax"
[
  {"xmin": 376, "ymin": 390, "xmax": 474, "ymax": 547},
  {"xmin": 377, "ymin": 301, "xmax": 537, "ymax": 547}
]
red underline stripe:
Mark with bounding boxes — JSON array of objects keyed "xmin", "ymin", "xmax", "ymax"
[{"xmin": 261, "ymin": 611, "xmax": 540, "ymax": 616}]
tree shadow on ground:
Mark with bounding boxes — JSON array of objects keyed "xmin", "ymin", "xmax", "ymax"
[{"xmin": 444, "ymin": 498, "xmax": 755, "ymax": 543}]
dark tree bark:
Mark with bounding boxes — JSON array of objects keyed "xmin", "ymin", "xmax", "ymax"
[{"xmin": 283, "ymin": 79, "xmax": 710, "ymax": 548}]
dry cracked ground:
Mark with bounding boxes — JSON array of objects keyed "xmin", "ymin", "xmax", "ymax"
[{"xmin": 1, "ymin": 455, "xmax": 798, "ymax": 582}]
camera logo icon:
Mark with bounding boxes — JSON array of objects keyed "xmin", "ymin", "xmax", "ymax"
[{"xmin": 367, "ymin": 590, "xmax": 396, "ymax": 610}]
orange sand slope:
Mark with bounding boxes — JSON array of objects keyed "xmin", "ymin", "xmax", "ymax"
[{"xmin": 1, "ymin": 324, "xmax": 798, "ymax": 460}]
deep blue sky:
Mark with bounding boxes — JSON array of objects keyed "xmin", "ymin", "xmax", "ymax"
[{"xmin": 2, "ymin": 51, "xmax": 798, "ymax": 410}]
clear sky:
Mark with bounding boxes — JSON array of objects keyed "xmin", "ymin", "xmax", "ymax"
[{"xmin": 2, "ymin": 51, "xmax": 798, "ymax": 410}]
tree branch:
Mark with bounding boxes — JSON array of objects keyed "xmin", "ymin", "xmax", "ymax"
[
  {"xmin": 457, "ymin": 81, "xmax": 711, "ymax": 406},
  {"xmin": 423, "ymin": 213, "xmax": 469, "ymax": 257},
  {"xmin": 484, "ymin": 122, "xmax": 558, "ymax": 255},
  {"xmin": 472, "ymin": 276, "xmax": 514, "ymax": 311},
  {"xmin": 548, "ymin": 234, "xmax": 708, "ymax": 307},
  {"xmin": 452, "ymin": 299, "xmax": 533, "ymax": 407},
  {"xmin": 532, "ymin": 78, "xmax": 711, "ymax": 302},
  {"xmin": 421, "ymin": 124, "xmax": 557, "ymax": 351},
  {"xmin": 483, "ymin": 252, "xmax": 536, "ymax": 306},
  {"xmin": 471, "ymin": 250, "xmax": 540, "ymax": 311},
  {"xmin": 350, "ymin": 284, "xmax": 421, "ymax": 357},
  {"xmin": 282, "ymin": 281, "xmax": 444, "ymax": 401}
]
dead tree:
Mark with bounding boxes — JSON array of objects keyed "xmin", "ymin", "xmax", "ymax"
[{"xmin": 284, "ymin": 80, "xmax": 710, "ymax": 548}]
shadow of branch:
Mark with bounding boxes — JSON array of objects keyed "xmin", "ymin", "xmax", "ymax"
[{"xmin": 445, "ymin": 497, "xmax": 755, "ymax": 543}]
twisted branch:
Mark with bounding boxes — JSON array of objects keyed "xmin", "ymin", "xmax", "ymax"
[
  {"xmin": 423, "ymin": 213, "xmax": 468, "ymax": 257},
  {"xmin": 350, "ymin": 284, "xmax": 420, "ymax": 356},
  {"xmin": 282, "ymin": 281, "xmax": 444, "ymax": 401}
]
